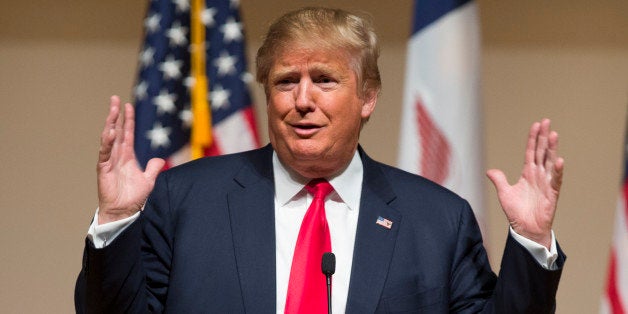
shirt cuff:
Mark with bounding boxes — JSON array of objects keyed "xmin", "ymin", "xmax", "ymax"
[
  {"xmin": 87, "ymin": 208, "xmax": 140, "ymax": 248},
  {"xmin": 509, "ymin": 227, "xmax": 558, "ymax": 270}
]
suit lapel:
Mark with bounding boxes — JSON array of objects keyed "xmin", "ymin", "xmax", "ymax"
[
  {"xmin": 228, "ymin": 145, "xmax": 277, "ymax": 313},
  {"xmin": 346, "ymin": 148, "xmax": 402, "ymax": 313}
]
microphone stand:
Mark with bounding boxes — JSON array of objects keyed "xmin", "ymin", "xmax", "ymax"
[{"xmin": 326, "ymin": 275, "xmax": 332, "ymax": 314}]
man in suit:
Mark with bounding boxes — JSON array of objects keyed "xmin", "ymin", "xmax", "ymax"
[{"xmin": 76, "ymin": 7, "xmax": 565, "ymax": 313}]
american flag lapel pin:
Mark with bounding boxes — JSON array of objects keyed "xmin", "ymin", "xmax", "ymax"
[{"xmin": 376, "ymin": 216, "xmax": 393, "ymax": 229}]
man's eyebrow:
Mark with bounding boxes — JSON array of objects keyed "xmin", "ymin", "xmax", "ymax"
[{"xmin": 269, "ymin": 67, "xmax": 298, "ymax": 80}]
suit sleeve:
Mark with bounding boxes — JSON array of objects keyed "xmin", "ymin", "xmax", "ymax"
[
  {"xmin": 449, "ymin": 201, "xmax": 565, "ymax": 313},
  {"xmin": 487, "ymin": 233, "xmax": 565, "ymax": 313},
  {"xmin": 75, "ymin": 173, "xmax": 174, "ymax": 313}
]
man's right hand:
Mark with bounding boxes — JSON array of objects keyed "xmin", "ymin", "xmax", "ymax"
[{"xmin": 97, "ymin": 96, "xmax": 165, "ymax": 224}]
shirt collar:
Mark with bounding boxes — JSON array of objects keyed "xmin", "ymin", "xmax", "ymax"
[{"xmin": 272, "ymin": 150, "xmax": 364, "ymax": 211}]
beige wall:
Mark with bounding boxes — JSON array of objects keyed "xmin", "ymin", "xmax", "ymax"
[{"xmin": 1, "ymin": 1, "xmax": 626, "ymax": 312}]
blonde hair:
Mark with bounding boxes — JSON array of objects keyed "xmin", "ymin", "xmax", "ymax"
[{"xmin": 255, "ymin": 7, "xmax": 381, "ymax": 97}]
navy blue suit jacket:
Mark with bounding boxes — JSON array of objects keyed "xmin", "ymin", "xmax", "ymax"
[{"xmin": 75, "ymin": 145, "xmax": 565, "ymax": 313}]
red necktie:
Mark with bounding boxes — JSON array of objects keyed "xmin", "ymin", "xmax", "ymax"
[{"xmin": 285, "ymin": 179, "xmax": 334, "ymax": 314}]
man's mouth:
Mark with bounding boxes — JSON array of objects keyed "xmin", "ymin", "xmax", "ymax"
[{"xmin": 291, "ymin": 123, "xmax": 322, "ymax": 136}]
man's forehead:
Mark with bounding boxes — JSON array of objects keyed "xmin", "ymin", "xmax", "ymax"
[
  {"xmin": 273, "ymin": 60, "xmax": 336, "ymax": 72},
  {"xmin": 271, "ymin": 48, "xmax": 352, "ymax": 72}
]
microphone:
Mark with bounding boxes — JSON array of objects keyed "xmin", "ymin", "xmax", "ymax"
[{"xmin": 322, "ymin": 252, "xmax": 335, "ymax": 314}]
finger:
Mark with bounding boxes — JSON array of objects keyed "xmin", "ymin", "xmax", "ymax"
[
  {"xmin": 545, "ymin": 131, "xmax": 559, "ymax": 170},
  {"xmin": 99, "ymin": 96, "xmax": 121, "ymax": 163},
  {"xmin": 551, "ymin": 157, "xmax": 564, "ymax": 191},
  {"xmin": 486, "ymin": 169, "xmax": 509, "ymax": 193},
  {"xmin": 144, "ymin": 158, "xmax": 166, "ymax": 186},
  {"xmin": 525, "ymin": 122, "xmax": 541, "ymax": 165},
  {"xmin": 535, "ymin": 119, "xmax": 550, "ymax": 166},
  {"xmin": 104, "ymin": 95, "xmax": 121, "ymax": 131},
  {"xmin": 123, "ymin": 102, "xmax": 135, "ymax": 149},
  {"xmin": 114, "ymin": 97, "xmax": 125, "ymax": 145},
  {"xmin": 99, "ymin": 128, "xmax": 115, "ymax": 163}
]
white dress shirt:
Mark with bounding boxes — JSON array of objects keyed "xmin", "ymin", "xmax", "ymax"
[{"xmin": 273, "ymin": 151, "xmax": 362, "ymax": 314}]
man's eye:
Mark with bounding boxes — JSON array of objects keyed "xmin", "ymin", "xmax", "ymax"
[
  {"xmin": 316, "ymin": 76, "xmax": 336, "ymax": 85},
  {"xmin": 276, "ymin": 78, "xmax": 296, "ymax": 85},
  {"xmin": 273, "ymin": 78, "xmax": 297, "ymax": 91}
]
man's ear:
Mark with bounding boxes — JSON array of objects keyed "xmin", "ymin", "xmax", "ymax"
[{"xmin": 361, "ymin": 88, "xmax": 378, "ymax": 119}]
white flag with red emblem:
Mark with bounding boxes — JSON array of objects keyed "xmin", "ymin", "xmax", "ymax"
[
  {"xmin": 600, "ymin": 128, "xmax": 628, "ymax": 314},
  {"xmin": 397, "ymin": 0, "xmax": 485, "ymax": 234}
]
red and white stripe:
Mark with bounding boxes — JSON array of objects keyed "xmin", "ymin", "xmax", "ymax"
[{"xmin": 415, "ymin": 97, "xmax": 451, "ymax": 185}]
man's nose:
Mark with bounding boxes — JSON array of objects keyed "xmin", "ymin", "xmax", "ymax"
[{"xmin": 294, "ymin": 80, "xmax": 315, "ymax": 113}]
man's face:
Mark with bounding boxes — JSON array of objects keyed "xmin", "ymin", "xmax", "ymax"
[{"xmin": 266, "ymin": 44, "xmax": 377, "ymax": 178}]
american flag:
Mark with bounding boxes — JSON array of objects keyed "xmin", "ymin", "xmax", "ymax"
[
  {"xmin": 376, "ymin": 216, "xmax": 393, "ymax": 230},
  {"xmin": 133, "ymin": 0, "xmax": 259, "ymax": 169},
  {"xmin": 601, "ymin": 125, "xmax": 628, "ymax": 314}
]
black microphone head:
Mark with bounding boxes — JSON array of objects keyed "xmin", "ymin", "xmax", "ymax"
[{"xmin": 322, "ymin": 252, "xmax": 336, "ymax": 276}]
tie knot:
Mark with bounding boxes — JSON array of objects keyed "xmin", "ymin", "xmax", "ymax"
[{"xmin": 305, "ymin": 179, "xmax": 334, "ymax": 200}]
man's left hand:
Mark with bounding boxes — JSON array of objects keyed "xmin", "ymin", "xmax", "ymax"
[{"xmin": 487, "ymin": 119, "xmax": 564, "ymax": 250}]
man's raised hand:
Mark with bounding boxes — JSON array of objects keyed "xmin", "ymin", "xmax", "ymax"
[
  {"xmin": 486, "ymin": 119, "xmax": 564, "ymax": 249},
  {"xmin": 97, "ymin": 96, "xmax": 165, "ymax": 224}
]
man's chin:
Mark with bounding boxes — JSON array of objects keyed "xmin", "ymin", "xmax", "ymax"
[
  {"xmin": 289, "ymin": 149, "xmax": 326, "ymax": 161},
  {"xmin": 280, "ymin": 141, "xmax": 326, "ymax": 159}
]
